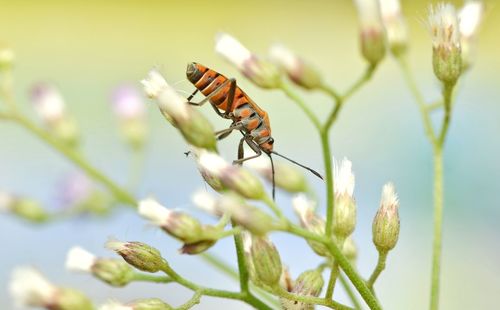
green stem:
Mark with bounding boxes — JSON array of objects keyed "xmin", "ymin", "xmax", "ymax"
[
  {"xmin": 176, "ymin": 291, "xmax": 202, "ymax": 310},
  {"xmin": 131, "ymin": 273, "xmax": 173, "ymax": 283},
  {"xmin": 160, "ymin": 260, "xmax": 272, "ymax": 310},
  {"xmin": 429, "ymin": 146, "xmax": 443, "ymax": 310},
  {"xmin": 366, "ymin": 252, "xmax": 388, "ymax": 290},
  {"xmin": 321, "ymin": 129, "xmax": 334, "ymax": 237},
  {"xmin": 232, "ymin": 226, "xmax": 249, "ymax": 293},
  {"xmin": 325, "ymin": 261, "xmax": 340, "ymax": 299},
  {"xmin": 286, "ymin": 225, "xmax": 381, "ymax": 310},
  {"xmin": 339, "ymin": 273, "xmax": 363, "ymax": 310},
  {"xmin": 341, "ymin": 64, "xmax": 376, "ymax": 101},
  {"xmin": 438, "ymin": 84, "xmax": 453, "ymax": 146},
  {"xmin": 271, "ymin": 286, "xmax": 353, "ymax": 310}
]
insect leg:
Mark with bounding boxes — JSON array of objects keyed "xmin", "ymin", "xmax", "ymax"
[
  {"xmin": 223, "ymin": 78, "xmax": 237, "ymax": 117},
  {"xmin": 215, "ymin": 123, "xmax": 244, "ymax": 140},
  {"xmin": 187, "ymin": 89, "xmax": 199, "ymax": 101},
  {"xmin": 232, "ymin": 136, "xmax": 262, "ymax": 165}
]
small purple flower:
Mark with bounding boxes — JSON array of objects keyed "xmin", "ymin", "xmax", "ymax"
[{"xmin": 111, "ymin": 85, "xmax": 145, "ymax": 120}]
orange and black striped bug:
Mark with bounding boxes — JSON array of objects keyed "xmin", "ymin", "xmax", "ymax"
[{"xmin": 185, "ymin": 62, "xmax": 322, "ymax": 199}]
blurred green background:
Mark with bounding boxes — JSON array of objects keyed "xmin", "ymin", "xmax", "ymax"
[{"xmin": 0, "ymin": 0, "xmax": 499, "ymax": 309}]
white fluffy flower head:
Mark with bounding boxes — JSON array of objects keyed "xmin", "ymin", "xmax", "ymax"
[
  {"xmin": 141, "ymin": 69, "xmax": 169, "ymax": 99},
  {"xmin": 333, "ymin": 157, "xmax": 355, "ymax": 197},
  {"xmin": 197, "ymin": 150, "xmax": 230, "ymax": 176},
  {"xmin": 138, "ymin": 198, "xmax": 173, "ymax": 226},
  {"xmin": 269, "ymin": 43, "xmax": 301, "ymax": 74},
  {"xmin": 9, "ymin": 266, "xmax": 58, "ymax": 307},
  {"xmin": 428, "ymin": 3, "xmax": 461, "ymax": 50},
  {"xmin": 459, "ymin": 1, "xmax": 484, "ymax": 39},
  {"xmin": 65, "ymin": 246, "xmax": 97, "ymax": 273},
  {"xmin": 215, "ymin": 32, "xmax": 253, "ymax": 70},
  {"xmin": 381, "ymin": 182, "xmax": 399, "ymax": 210},
  {"xmin": 292, "ymin": 193, "xmax": 316, "ymax": 222},
  {"xmin": 191, "ymin": 189, "xmax": 218, "ymax": 215}
]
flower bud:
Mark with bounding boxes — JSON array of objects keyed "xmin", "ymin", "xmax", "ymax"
[
  {"xmin": 372, "ymin": 183, "xmax": 400, "ymax": 253},
  {"xmin": 65, "ymin": 246, "xmax": 136, "ymax": 287},
  {"xmin": 242, "ymin": 232, "xmax": 259, "ymax": 285},
  {"xmin": 193, "ymin": 190, "xmax": 277, "ymax": 235},
  {"xmin": 9, "ymin": 267, "xmax": 93, "ymax": 310},
  {"xmin": 354, "ymin": 0, "xmax": 386, "ymax": 65},
  {"xmin": 249, "ymin": 235, "xmax": 282, "ymax": 287},
  {"xmin": 1, "ymin": 193, "xmax": 49, "ymax": 223},
  {"xmin": 141, "ymin": 69, "xmax": 217, "ymax": 151},
  {"xmin": 379, "ymin": 0, "xmax": 408, "ymax": 57},
  {"xmin": 292, "ymin": 194, "xmax": 329, "ymax": 257},
  {"xmin": 332, "ymin": 158, "xmax": 356, "ymax": 239},
  {"xmin": 215, "ymin": 32, "xmax": 281, "ymax": 89},
  {"xmin": 0, "ymin": 44, "xmax": 14, "ymax": 70},
  {"xmin": 269, "ymin": 43, "xmax": 323, "ymax": 89},
  {"xmin": 190, "ymin": 149, "xmax": 226, "ymax": 192},
  {"xmin": 30, "ymin": 82, "xmax": 80, "ymax": 147},
  {"xmin": 281, "ymin": 270, "xmax": 324, "ymax": 310},
  {"xmin": 100, "ymin": 299, "xmax": 173, "ymax": 310},
  {"xmin": 428, "ymin": 3, "xmax": 462, "ymax": 85},
  {"xmin": 106, "ymin": 239, "xmax": 165, "ymax": 273},
  {"xmin": 247, "ymin": 156, "xmax": 309, "ymax": 193},
  {"xmin": 111, "ymin": 85, "xmax": 147, "ymax": 150},
  {"xmin": 55, "ymin": 288, "xmax": 94, "ymax": 310},
  {"xmin": 458, "ymin": 1, "xmax": 484, "ymax": 70},
  {"xmin": 197, "ymin": 150, "xmax": 266, "ymax": 200},
  {"xmin": 139, "ymin": 198, "xmax": 219, "ymax": 245},
  {"xmin": 179, "ymin": 240, "xmax": 217, "ymax": 255}
]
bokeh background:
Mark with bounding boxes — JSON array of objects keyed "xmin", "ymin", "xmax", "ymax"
[{"xmin": 0, "ymin": 0, "xmax": 499, "ymax": 309}]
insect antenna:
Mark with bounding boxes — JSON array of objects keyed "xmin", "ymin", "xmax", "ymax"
[
  {"xmin": 271, "ymin": 151, "xmax": 323, "ymax": 180},
  {"xmin": 266, "ymin": 153, "xmax": 276, "ymax": 201}
]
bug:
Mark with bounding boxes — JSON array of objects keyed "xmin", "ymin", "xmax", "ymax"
[{"xmin": 185, "ymin": 62, "xmax": 322, "ymax": 198}]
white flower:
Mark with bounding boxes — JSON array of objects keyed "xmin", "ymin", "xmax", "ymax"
[
  {"xmin": 380, "ymin": 182, "xmax": 399, "ymax": 209},
  {"xmin": 138, "ymin": 198, "xmax": 172, "ymax": 226},
  {"xmin": 196, "ymin": 150, "xmax": 230, "ymax": 177},
  {"xmin": 459, "ymin": 1, "xmax": 484, "ymax": 39},
  {"xmin": 333, "ymin": 157, "xmax": 355, "ymax": 197},
  {"xmin": 0, "ymin": 191, "xmax": 14, "ymax": 212},
  {"xmin": 156, "ymin": 86, "xmax": 190, "ymax": 121},
  {"xmin": 428, "ymin": 3, "xmax": 461, "ymax": 50},
  {"xmin": 9, "ymin": 267, "xmax": 58, "ymax": 307},
  {"xmin": 354, "ymin": 0, "xmax": 384, "ymax": 29},
  {"xmin": 191, "ymin": 189, "xmax": 218, "ymax": 215},
  {"xmin": 379, "ymin": 0, "xmax": 407, "ymax": 54},
  {"xmin": 65, "ymin": 246, "xmax": 97, "ymax": 273},
  {"xmin": 140, "ymin": 69, "xmax": 169, "ymax": 99},
  {"xmin": 99, "ymin": 300, "xmax": 132, "ymax": 310},
  {"xmin": 30, "ymin": 83, "xmax": 66, "ymax": 123},
  {"xmin": 269, "ymin": 43, "xmax": 301, "ymax": 74},
  {"xmin": 215, "ymin": 32, "xmax": 252, "ymax": 70},
  {"xmin": 292, "ymin": 193, "xmax": 316, "ymax": 222},
  {"xmin": 245, "ymin": 155, "xmax": 271, "ymax": 175}
]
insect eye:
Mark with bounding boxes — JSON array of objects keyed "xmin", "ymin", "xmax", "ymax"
[{"xmin": 268, "ymin": 138, "xmax": 274, "ymax": 145}]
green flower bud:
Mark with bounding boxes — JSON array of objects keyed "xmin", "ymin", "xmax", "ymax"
[
  {"xmin": 281, "ymin": 270, "xmax": 324, "ymax": 310},
  {"xmin": 372, "ymin": 183, "xmax": 400, "ymax": 253},
  {"xmin": 52, "ymin": 117, "xmax": 80, "ymax": 148},
  {"xmin": 92, "ymin": 259, "xmax": 135, "ymax": 287},
  {"xmin": 130, "ymin": 298, "xmax": 173, "ymax": 310},
  {"xmin": 106, "ymin": 240, "xmax": 165, "ymax": 273},
  {"xmin": 11, "ymin": 198, "xmax": 49, "ymax": 223},
  {"xmin": 250, "ymin": 235, "xmax": 282, "ymax": 287},
  {"xmin": 179, "ymin": 240, "xmax": 217, "ymax": 255},
  {"xmin": 215, "ymin": 33, "xmax": 282, "ymax": 89},
  {"xmin": 247, "ymin": 156, "xmax": 309, "ymax": 193},
  {"xmin": 354, "ymin": 0, "xmax": 386, "ymax": 65},
  {"xmin": 197, "ymin": 150, "xmax": 266, "ymax": 200},
  {"xmin": 55, "ymin": 288, "xmax": 94, "ymax": 310},
  {"xmin": 332, "ymin": 157, "xmax": 357, "ymax": 239},
  {"xmin": 292, "ymin": 194, "xmax": 329, "ymax": 257},
  {"xmin": 380, "ymin": 0, "xmax": 408, "ymax": 57},
  {"xmin": 428, "ymin": 3, "xmax": 462, "ymax": 85}
]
